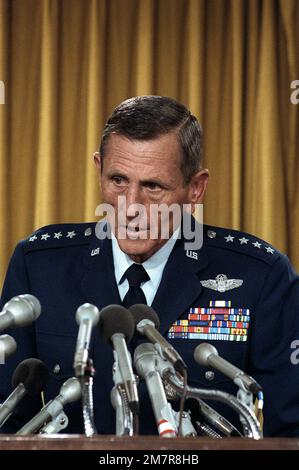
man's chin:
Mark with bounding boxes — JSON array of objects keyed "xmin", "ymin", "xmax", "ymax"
[{"xmin": 116, "ymin": 237, "xmax": 162, "ymax": 260}]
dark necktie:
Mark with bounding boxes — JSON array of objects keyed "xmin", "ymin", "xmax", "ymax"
[{"xmin": 121, "ymin": 263, "xmax": 150, "ymax": 308}]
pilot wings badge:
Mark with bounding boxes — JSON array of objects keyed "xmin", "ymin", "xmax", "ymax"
[{"xmin": 200, "ymin": 274, "xmax": 243, "ymax": 293}]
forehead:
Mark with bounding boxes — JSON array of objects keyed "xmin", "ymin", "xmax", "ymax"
[{"xmin": 103, "ymin": 133, "xmax": 182, "ymax": 174}]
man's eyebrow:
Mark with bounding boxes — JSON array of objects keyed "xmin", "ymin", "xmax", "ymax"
[
  {"xmin": 107, "ymin": 171, "xmax": 129, "ymax": 179},
  {"xmin": 140, "ymin": 178, "xmax": 172, "ymax": 189}
]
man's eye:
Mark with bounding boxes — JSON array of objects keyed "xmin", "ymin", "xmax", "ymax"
[
  {"xmin": 112, "ymin": 176, "xmax": 125, "ymax": 185},
  {"xmin": 145, "ymin": 182, "xmax": 162, "ymax": 191}
]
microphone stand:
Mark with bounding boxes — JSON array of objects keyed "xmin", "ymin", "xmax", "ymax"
[
  {"xmin": 39, "ymin": 411, "xmax": 69, "ymax": 434},
  {"xmin": 80, "ymin": 358, "xmax": 97, "ymax": 437},
  {"xmin": 111, "ymin": 351, "xmax": 136, "ymax": 436}
]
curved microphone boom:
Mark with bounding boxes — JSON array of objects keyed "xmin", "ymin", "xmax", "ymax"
[
  {"xmin": 129, "ymin": 304, "xmax": 187, "ymax": 373},
  {"xmin": 73, "ymin": 303, "xmax": 100, "ymax": 377},
  {"xmin": 194, "ymin": 343, "xmax": 262, "ymax": 394},
  {"xmin": 0, "ymin": 295, "xmax": 41, "ymax": 332},
  {"xmin": 0, "ymin": 358, "xmax": 49, "ymax": 427},
  {"xmin": 99, "ymin": 305, "xmax": 139, "ymax": 414},
  {"xmin": 16, "ymin": 377, "xmax": 81, "ymax": 435}
]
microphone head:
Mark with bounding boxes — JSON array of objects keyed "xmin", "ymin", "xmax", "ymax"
[
  {"xmin": 129, "ymin": 304, "xmax": 160, "ymax": 330},
  {"xmin": 59, "ymin": 377, "xmax": 81, "ymax": 405},
  {"xmin": 99, "ymin": 305, "xmax": 135, "ymax": 344},
  {"xmin": 194, "ymin": 343, "xmax": 218, "ymax": 366},
  {"xmin": 12, "ymin": 358, "xmax": 49, "ymax": 397},
  {"xmin": 76, "ymin": 303, "xmax": 100, "ymax": 326},
  {"xmin": 133, "ymin": 343, "xmax": 158, "ymax": 378},
  {"xmin": 0, "ymin": 334, "xmax": 17, "ymax": 359},
  {"xmin": 3, "ymin": 294, "xmax": 41, "ymax": 327}
]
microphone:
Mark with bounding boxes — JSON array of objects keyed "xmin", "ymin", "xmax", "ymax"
[
  {"xmin": 98, "ymin": 304, "xmax": 139, "ymax": 414},
  {"xmin": 16, "ymin": 377, "xmax": 81, "ymax": 435},
  {"xmin": 129, "ymin": 304, "xmax": 187, "ymax": 373},
  {"xmin": 194, "ymin": 343, "xmax": 262, "ymax": 394},
  {"xmin": 0, "ymin": 295, "xmax": 41, "ymax": 332},
  {"xmin": 0, "ymin": 358, "xmax": 49, "ymax": 427},
  {"xmin": 185, "ymin": 397, "xmax": 242, "ymax": 437},
  {"xmin": 134, "ymin": 343, "xmax": 177, "ymax": 437},
  {"xmin": 73, "ymin": 303, "xmax": 100, "ymax": 377},
  {"xmin": 0, "ymin": 334, "xmax": 17, "ymax": 362}
]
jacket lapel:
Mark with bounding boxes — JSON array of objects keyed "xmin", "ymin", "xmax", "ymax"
[
  {"xmin": 152, "ymin": 236, "xmax": 209, "ymax": 335},
  {"xmin": 81, "ymin": 235, "xmax": 121, "ymax": 309}
]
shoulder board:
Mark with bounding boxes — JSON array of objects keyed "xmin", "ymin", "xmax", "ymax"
[
  {"xmin": 203, "ymin": 225, "xmax": 280, "ymax": 266},
  {"xmin": 22, "ymin": 222, "xmax": 97, "ymax": 254}
]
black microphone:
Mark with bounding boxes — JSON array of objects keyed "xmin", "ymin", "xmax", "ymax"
[
  {"xmin": 0, "ymin": 295, "xmax": 41, "ymax": 332},
  {"xmin": 129, "ymin": 304, "xmax": 187, "ymax": 373},
  {"xmin": 194, "ymin": 343, "xmax": 262, "ymax": 394},
  {"xmin": 0, "ymin": 358, "xmax": 49, "ymax": 427},
  {"xmin": 185, "ymin": 398, "xmax": 241, "ymax": 437},
  {"xmin": 99, "ymin": 305, "xmax": 139, "ymax": 414},
  {"xmin": 0, "ymin": 334, "xmax": 17, "ymax": 362}
]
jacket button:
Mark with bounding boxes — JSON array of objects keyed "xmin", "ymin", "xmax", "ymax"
[
  {"xmin": 205, "ymin": 370, "xmax": 215, "ymax": 381},
  {"xmin": 53, "ymin": 364, "xmax": 61, "ymax": 374},
  {"xmin": 84, "ymin": 227, "xmax": 92, "ymax": 236},
  {"xmin": 207, "ymin": 230, "xmax": 217, "ymax": 239}
]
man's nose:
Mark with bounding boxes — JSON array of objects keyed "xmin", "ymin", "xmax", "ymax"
[{"xmin": 126, "ymin": 184, "xmax": 144, "ymax": 209}]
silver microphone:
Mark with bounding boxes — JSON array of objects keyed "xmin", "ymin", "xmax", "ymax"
[
  {"xmin": 0, "ymin": 334, "xmax": 17, "ymax": 363},
  {"xmin": 129, "ymin": 304, "xmax": 187, "ymax": 373},
  {"xmin": 73, "ymin": 303, "xmax": 100, "ymax": 377},
  {"xmin": 0, "ymin": 295, "xmax": 41, "ymax": 332},
  {"xmin": 16, "ymin": 377, "xmax": 81, "ymax": 435},
  {"xmin": 134, "ymin": 343, "xmax": 177, "ymax": 437},
  {"xmin": 194, "ymin": 343, "xmax": 262, "ymax": 394}
]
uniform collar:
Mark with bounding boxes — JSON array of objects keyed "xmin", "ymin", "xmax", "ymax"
[{"xmin": 111, "ymin": 227, "xmax": 180, "ymax": 287}]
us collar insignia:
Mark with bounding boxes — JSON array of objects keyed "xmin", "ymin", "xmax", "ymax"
[{"xmin": 200, "ymin": 274, "xmax": 243, "ymax": 292}]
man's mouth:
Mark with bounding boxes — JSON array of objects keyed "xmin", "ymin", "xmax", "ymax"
[
  {"xmin": 117, "ymin": 225, "xmax": 150, "ymax": 239},
  {"xmin": 121, "ymin": 225, "xmax": 149, "ymax": 232}
]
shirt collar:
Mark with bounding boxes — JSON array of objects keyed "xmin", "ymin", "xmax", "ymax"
[{"xmin": 112, "ymin": 227, "xmax": 180, "ymax": 285}]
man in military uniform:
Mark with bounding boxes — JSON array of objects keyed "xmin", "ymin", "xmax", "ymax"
[{"xmin": 1, "ymin": 96, "xmax": 299, "ymax": 436}]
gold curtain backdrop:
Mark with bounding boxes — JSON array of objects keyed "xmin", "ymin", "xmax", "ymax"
[{"xmin": 0, "ymin": 0, "xmax": 298, "ymax": 286}]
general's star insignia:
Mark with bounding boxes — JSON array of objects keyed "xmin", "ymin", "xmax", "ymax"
[
  {"xmin": 252, "ymin": 241, "xmax": 262, "ymax": 248},
  {"xmin": 54, "ymin": 232, "xmax": 63, "ymax": 239},
  {"xmin": 239, "ymin": 237, "xmax": 249, "ymax": 245},
  {"xmin": 29, "ymin": 235, "xmax": 37, "ymax": 242},
  {"xmin": 224, "ymin": 235, "xmax": 234, "ymax": 242},
  {"xmin": 41, "ymin": 233, "xmax": 50, "ymax": 240},
  {"xmin": 265, "ymin": 246, "xmax": 275, "ymax": 254},
  {"xmin": 66, "ymin": 231, "xmax": 76, "ymax": 239},
  {"xmin": 200, "ymin": 274, "xmax": 243, "ymax": 293}
]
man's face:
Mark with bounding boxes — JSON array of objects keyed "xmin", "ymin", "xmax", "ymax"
[{"xmin": 95, "ymin": 133, "xmax": 208, "ymax": 262}]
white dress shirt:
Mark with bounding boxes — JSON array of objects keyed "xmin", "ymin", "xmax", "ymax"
[{"xmin": 112, "ymin": 228, "xmax": 180, "ymax": 306}]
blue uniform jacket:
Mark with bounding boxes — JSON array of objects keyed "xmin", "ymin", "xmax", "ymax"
[{"xmin": 1, "ymin": 221, "xmax": 299, "ymax": 436}]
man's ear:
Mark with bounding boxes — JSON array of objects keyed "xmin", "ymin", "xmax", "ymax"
[
  {"xmin": 188, "ymin": 168, "xmax": 209, "ymax": 209},
  {"xmin": 93, "ymin": 151, "xmax": 102, "ymax": 174}
]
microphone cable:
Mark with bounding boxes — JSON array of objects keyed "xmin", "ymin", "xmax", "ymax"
[
  {"xmin": 81, "ymin": 358, "xmax": 97, "ymax": 437},
  {"xmin": 177, "ymin": 368, "xmax": 188, "ymax": 436}
]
